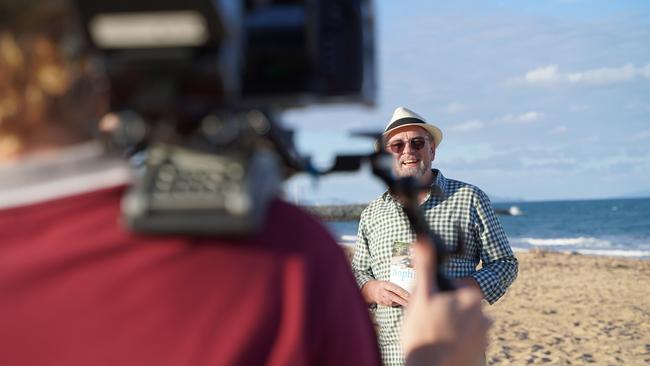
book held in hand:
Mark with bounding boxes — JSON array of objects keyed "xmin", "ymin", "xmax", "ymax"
[{"xmin": 389, "ymin": 240, "xmax": 416, "ymax": 293}]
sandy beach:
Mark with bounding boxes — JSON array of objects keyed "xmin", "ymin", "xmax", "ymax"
[
  {"xmin": 484, "ymin": 250, "xmax": 650, "ymax": 365},
  {"xmin": 341, "ymin": 246, "xmax": 650, "ymax": 365}
]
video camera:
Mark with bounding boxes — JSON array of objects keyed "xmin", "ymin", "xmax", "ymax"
[
  {"xmin": 77, "ymin": 0, "xmax": 458, "ymax": 291},
  {"xmin": 77, "ymin": 0, "xmax": 374, "ymax": 124},
  {"xmin": 75, "ymin": 0, "xmax": 375, "ymax": 235}
]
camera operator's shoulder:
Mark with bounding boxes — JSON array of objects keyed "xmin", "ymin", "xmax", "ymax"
[
  {"xmin": 262, "ymin": 198, "xmax": 340, "ymax": 250},
  {"xmin": 260, "ymin": 199, "xmax": 354, "ymax": 274}
]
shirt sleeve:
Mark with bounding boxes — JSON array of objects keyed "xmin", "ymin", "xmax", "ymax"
[
  {"xmin": 351, "ymin": 212, "xmax": 376, "ymax": 290},
  {"xmin": 470, "ymin": 189, "xmax": 519, "ymax": 304}
]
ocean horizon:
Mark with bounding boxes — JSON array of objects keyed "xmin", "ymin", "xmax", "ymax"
[{"xmin": 327, "ymin": 197, "xmax": 650, "ymax": 259}]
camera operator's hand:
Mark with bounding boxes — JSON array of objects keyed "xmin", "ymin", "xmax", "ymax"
[
  {"xmin": 402, "ymin": 236, "xmax": 491, "ymax": 366},
  {"xmin": 361, "ymin": 280, "xmax": 410, "ymax": 307}
]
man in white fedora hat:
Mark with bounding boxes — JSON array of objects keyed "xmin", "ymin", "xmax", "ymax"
[{"xmin": 352, "ymin": 106, "xmax": 518, "ymax": 366}]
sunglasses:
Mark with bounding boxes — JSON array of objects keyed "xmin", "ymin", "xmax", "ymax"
[{"xmin": 385, "ymin": 137, "xmax": 430, "ymax": 154}]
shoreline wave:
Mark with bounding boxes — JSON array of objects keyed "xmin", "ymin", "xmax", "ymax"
[
  {"xmin": 512, "ymin": 236, "xmax": 612, "ymax": 247},
  {"xmin": 337, "ymin": 236, "xmax": 650, "ymax": 259},
  {"xmin": 511, "ymin": 246, "xmax": 650, "ymax": 258}
]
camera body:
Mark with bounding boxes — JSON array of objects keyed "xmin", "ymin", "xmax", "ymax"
[{"xmin": 76, "ymin": 0, "xmax": 375, "ymax": 125}]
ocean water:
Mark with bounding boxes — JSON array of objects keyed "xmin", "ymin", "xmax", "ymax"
[{"xmin": 326, "ymin": 197, "xmax": 650, "ymax": 259}]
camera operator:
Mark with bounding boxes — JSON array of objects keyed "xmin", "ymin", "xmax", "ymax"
[{"xmin": 0, "ymin": 1, "xmax": 489, "ymax": 365}]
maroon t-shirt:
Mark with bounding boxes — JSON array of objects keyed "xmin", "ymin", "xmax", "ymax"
[{"xmin": 0, "ymin": 186, "xmax": 380, "ymax": 365}]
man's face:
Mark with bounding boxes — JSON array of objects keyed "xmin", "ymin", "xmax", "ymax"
[{"xmin": 384, "ymin": 126, "xmax": 435, "ymax": 179}]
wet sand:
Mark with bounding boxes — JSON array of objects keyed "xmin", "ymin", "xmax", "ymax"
[{"xmin": 484, "ymin": 250, "xmax": 650, "ymax": 365}]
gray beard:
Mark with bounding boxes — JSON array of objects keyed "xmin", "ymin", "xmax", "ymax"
[{"xmin": 396, "ymin": 161, "xmax": 428, "ymax": 178}]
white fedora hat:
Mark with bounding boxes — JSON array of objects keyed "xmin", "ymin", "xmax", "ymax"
[{"xmin": 383, "ymin": 107, "xmax": 443, "ymax": 147}]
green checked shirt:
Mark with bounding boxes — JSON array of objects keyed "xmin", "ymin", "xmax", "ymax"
[{"xmin": 352, "ymin": 169, "xmax": 518, "ymax": 366}]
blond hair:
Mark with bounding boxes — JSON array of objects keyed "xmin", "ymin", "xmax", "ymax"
[{"xmin": 0, "ymin": 1, "xmax": 106, "ymax": 155}]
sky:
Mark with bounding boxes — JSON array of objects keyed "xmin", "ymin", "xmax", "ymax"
[{"xmin": 281, "ymin": 0, "xmax": 650, "ymax": 204}]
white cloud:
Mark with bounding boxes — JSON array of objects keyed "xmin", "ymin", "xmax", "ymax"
[
  {"xmin": 567, "ymin": 64, "xmax": 636, "ymax": 85},
  {"xmin": 450, "ymin": 119, "xmax": 484, "ymax": 132},
  {"xmin": 519, "ymin": 111, "xmax": 544, "ymax": 122},
  {"xmin": 517, "ymin": 63, "xmax": 650, "ymax": 86},
  {"xmin": 502, "ymin": 111, "xmax": 545, "ymax": 124},
  {"xmin": 445, "ymin": 102, "xmax": 466, "ymax": 113},
  {"xmin": 524, "ymin": 65, "xmax": 561, "ymax": 85},
  {"xmin": 551, "ymin": 126, "xmax": 568, "ymax": 134}
]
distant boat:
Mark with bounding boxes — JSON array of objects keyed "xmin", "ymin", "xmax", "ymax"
[
  {"xmin": 508, "ymin": 206, "xmax": 523, "ymax": 216},
  {"xmin": 495, "ymin": 205, "xmax": 524, "ymax": 216}
]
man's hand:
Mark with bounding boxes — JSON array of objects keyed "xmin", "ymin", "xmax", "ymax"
[
  {"xmin": 402, "ymin": 236, "xmax": 491, "ymax": 366},
  {"xmin": 361, "ymin": 280, "xmax": 410, "ymax": 307}
]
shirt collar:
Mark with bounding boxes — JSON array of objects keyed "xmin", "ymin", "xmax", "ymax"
[
  {"xmin": 0, "ymin": 141, "xmax": 131, "ymax": 209},
  {"xmin": 432, "ymin": 168, "xmax": 447, "ymax": 195},
  {"xmin": 382, "ymin": 168, "xmax": 447, "ymax": 203}
]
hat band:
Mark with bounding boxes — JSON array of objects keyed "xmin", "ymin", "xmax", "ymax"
[{"xmin": 384, "ymin": 117, "xmax": 425, "ymax": 133}]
